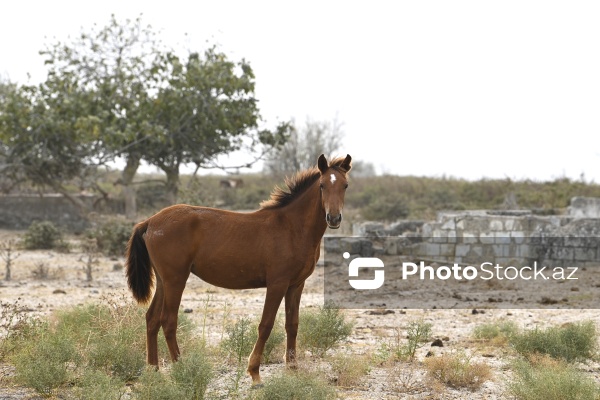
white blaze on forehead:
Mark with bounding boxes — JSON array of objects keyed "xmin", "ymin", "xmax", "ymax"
[{"xmin": 330, "ymin": 173, "xmax": 336, "ymax": 184}]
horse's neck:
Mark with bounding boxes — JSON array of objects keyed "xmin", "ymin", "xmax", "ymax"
[{"xmin": 281, "ymin": 184, "xmax": 327, "ymax": 240}]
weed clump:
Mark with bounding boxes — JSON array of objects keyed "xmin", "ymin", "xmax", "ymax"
[
  {"xmin": 375, "ymin": 319, "xmax": 432, "ymax": 362},
  {"xmin": 509, "ymin": 321, "xmax": 597, "ymax": 363},
  {"xmin": 220, "ymin": 316, "xmax": 285, "ymax": 364},
  {"xmin": 250, "ymin": 370, "xmax": 336, "ymax": 400},
  {"xmin": 508, "ymin": 355, "xmax": 600, "ymax": 400},
  {"xmin": 473, "ymin": 320, "xmax": 519, "ymax": 345},
  {"xmin": 424, "ymin": 351, "xmax": 491, "ymax": 390},
  {"xmin": 298, "ymin": 303, "xmax": 353, "ymax": 357}
]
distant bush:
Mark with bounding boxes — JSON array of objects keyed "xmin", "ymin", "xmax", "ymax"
[
  {"xmin": 87, "ymin": 218, "xmax": 134, "ymax": 256},
  {"xmin": 23, "ymin": 220, "xmax": 65, "ymax": 250},
  {"xmin": 509, "ymin": 321, "xmax": 597, "ymax": 363}
]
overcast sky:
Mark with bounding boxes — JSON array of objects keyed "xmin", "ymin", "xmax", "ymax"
[{"xmin": 2, "ymin": 1, "xmax": 599, "ymax": 182}]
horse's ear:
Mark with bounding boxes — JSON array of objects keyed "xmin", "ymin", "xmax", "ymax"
[
  {"xmin": 340, "ymin": 154, "xmax": 352, "ymax": 172},
  {"xmin": 317, "ymin": 154, "xmax": 328, "ymax": 173}
]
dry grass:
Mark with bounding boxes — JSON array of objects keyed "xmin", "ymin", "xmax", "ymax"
[
  {"xmin": 330, "ymin": 352, "xmax": 371, "ymax": 388},
  {"xmin": 424, "ymin": 351, "xmax": 492, "ymax": 390}
]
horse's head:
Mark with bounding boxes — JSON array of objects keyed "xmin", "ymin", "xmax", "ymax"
[{"xmin": 318, "ymin": 154, "xmax": 352, "ymax": 229}]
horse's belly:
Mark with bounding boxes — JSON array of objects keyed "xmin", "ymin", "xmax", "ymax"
[{"xmin": 191, "ymin": 262, "xmax": 267, "ymax": 289}]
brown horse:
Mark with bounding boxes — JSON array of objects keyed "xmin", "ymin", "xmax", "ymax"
[{"xmin": 125, "ymin": 153, "xmax": 352, "ymax": 384}]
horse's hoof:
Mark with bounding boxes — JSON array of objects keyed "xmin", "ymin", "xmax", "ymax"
[{"xmin": 251, "ymin": 383, "xmax": 264, "ymax": 389}]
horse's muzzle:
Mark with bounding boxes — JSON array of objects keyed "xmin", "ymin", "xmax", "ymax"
[{"xmin": 326, "ymin": 213, "xmax": 342, "ymax": 229}]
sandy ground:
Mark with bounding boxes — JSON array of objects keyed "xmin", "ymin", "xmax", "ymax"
[{"xmin": 1, "ymin": 230, "xmax": 600, "ymax": 399}]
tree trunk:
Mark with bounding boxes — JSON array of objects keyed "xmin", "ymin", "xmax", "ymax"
[
  {"xmin": 164, "ymin": 167, "xmax": 180, "ymax": 205},
  {"xmin": 121, "ymin": 156, "xmax": 140, "ymax": 220}
]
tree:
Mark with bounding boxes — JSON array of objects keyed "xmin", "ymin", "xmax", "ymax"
[
  {"xmin": 39, "ymin": 14, "xmax": 161, "ymax": 218},
  {"xmin": 264, "ymin": 117, "xmax": 343, "ymax": 175},
  {"xmin": 2, "ymin": 14, "xmax": 289, "ymax": 215},
  {"xmin": 0, "ymin": 74, "xmax": 103, "ymax": 210},
  {"xmin": 144, "ymin": 48, "xmax": 289, "ymax": 203}
]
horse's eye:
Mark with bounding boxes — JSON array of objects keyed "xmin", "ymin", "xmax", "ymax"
[{"xmin": 344, "ymin": 183, "xmax": 349, "ymax": 189}]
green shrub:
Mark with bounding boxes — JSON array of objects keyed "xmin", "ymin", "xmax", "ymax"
[
  {"xmin": 87, "ymin": 218, "xmax": 134, "ymax": 256},
  {"xmin": 375, "ymin": 319, "xmax": 431, "ymax": 362},
  {"xmin": 403, "ymin": 320, "xmax": 432, "ymax": 361},
  {"xmin": 5, "ymin": 298, "xmax": 201, "ymax": 398},
  {"xmin": 12, "ymin": 329, "xmax": 78, "ymax": 396},
  {"xmin": 171, "ymin": 345, "xmax": 213, "ymax": 400},
  {"xmin": 220, "ymin": 316, "xmax": 285, "ymax": 364},
  {"xmin": 473, "ymin": 320, "xmax": 519, "ymax": 345},
  {"xmin": 508, "ymin": 355, "xmax": 600, "ymax": 400},
  {"xmin": 510, "ymin": 321, "xmax": 597, "ymax": 363},
  {"xmin": 70, "ymin": 370, "xmax": 125, "ymax": 400},
  {"xmin": 298, "ymin": 303, "xmax": 353, "ymax": 357},
  {"xmin": 23, "ymin": 220, "xmax": 65, "ymax": 250},
  {"xmin": 133, "ymin": 369, "xmax": 186, "ymax": 400},
  {"xmin": 0, "ymin": 300, "xmax": 43, "ymax": 360},
  {"xmin": 251, "ymin": 370, "xmax": 336, "ymax": 400},
  {"xmin": 361, "ymin": 193, "xmax": 409, "ymax": 221}
]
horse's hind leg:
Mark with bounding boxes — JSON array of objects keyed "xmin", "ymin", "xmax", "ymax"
[
  {"xmin": 160, "ymin": 275, "xmax": 189, "ymax": 362},
  {"xmin": 146, "ymin": 274, "xmax": 164, "ymax": 367}
]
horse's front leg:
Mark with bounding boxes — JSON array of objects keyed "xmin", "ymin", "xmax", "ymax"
[
  {"xmin": 248, "ymin": 281, "xmax": 288, "ymax": 385},
  {"xmin": 284, "ymin": 282, "xmax": 305, "ymax": 367}
]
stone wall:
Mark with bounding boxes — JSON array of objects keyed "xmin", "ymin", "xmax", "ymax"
[
  {"xmin": 328, "ymin": 204, "xmax": 600, "ymax": 268},
  {"xmin": 0, "ymin": 194, "xmax": 123, "ymax": 231},
  {"xmin": 568, "ymin": 197, "xmax": 600, "ymax": 218}
]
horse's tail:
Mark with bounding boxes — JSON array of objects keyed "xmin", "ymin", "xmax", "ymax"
[{"xmin": 125, "ymin": 220, "xmax": 154, "ymax": 304}]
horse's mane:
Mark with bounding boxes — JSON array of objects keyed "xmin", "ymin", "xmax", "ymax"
[{"xmin": 260, "ymin": 156, "xmax": 349, "ymax": 210}]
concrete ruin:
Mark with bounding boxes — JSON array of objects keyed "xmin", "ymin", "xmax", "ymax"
[{"xmin": 328, "ymin": 197, "xmax": 600, "ymax": 269}]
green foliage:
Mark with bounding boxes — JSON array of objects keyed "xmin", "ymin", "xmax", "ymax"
[
  {"xmin": 220, "ymin": 316, "xmax": 285, "ymax": 364},
  {"xmin": 87, "ymin": 218, "xmax": 134, "ymax": 256},
  {"xmin": 7, "ymin": 300, "xmax": 147, "ymax": 395},
  {"xmin": 250, "ymin": 370, "xmax": 336, "ymax": 400},
  {"xmin": 11, "ymin": 328, "xmax": 78, "ymax": 397},
  {"xmin": 133, "ymin": 369, "xmax": 187, "ymax": 400},
  {"xmin": 344, "ymin": 174, "xmax": 600, "ymax": 221},
  {"xmin": 23, "ymin": 220, "xmax": 65, "ymax": 250},
  {"xmin": 133, "ymin": 345, "xmax": 213, "ymax": 400},
  {"xmin": 1, "ymin": 14, "xmax": 289, "ymax": 207},
  {"xmin": 171, "ymin": 345, "xmax": 214, "ymax": 400},
  {"xmin": 361, "ymin": 192, "xmax": 410, "ymax": 221},
  {"xmin": 298, "ymin": 303, "xmax": 353, "ymax": 357},
  {"xmin": 70, "ymin": 370, "xmax": 125, "ymax": 400},
  {"xmin": 376, "ymin": 319, "xmax": 432, "ymax": 362},
  {"xmin": 473, "ymin": 320, "xmax": 519, "ymax": 345},
  {"xmin": 508, "ymin": 356, "xmax": 600, "ymax": 400},
  {"xmin": 509, "ymin": 321, "xmax": 597, "ymax": 363}
]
